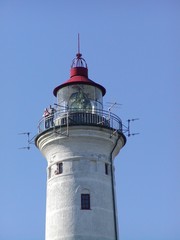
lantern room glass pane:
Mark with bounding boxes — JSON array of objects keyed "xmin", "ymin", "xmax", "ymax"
[{"xmin": 57, "ymin": 84, "xmax": 103, "ymax": 112}]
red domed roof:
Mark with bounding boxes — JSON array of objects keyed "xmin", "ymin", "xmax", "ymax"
[{"xmin": 53, "ymin": 53, "xmax": 106, "ymax": 96}]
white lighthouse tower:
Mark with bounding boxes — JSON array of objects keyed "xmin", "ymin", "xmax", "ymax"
[{"xmin": 35, "ymin": 50, "xmax": 126, "ymax": 240}]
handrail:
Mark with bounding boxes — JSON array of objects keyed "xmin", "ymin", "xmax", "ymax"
[{"xmin": 37, "ymin": 109, "xmax": 123, "ymax": 134}]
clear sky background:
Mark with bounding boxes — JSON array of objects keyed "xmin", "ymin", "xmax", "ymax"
[{"xmin": 0, "ymin": 1, "xmax": 179, "ymax": 240}]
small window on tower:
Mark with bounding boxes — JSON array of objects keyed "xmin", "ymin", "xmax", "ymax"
[
  {"xmin": 105, "ymin": 163, "xmax": 109, "ymax": 175},
  {"xmin": 55, "ymin": 162, "xmax": 63, "ymax": 175},
  {"xmin": 81, "ymin": 194, "xmax": 90, "ymax": 210}
]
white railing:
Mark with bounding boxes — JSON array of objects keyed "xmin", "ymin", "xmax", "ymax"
[{"xmin": 37, "ymin": 109, "xmax": 123, "ymax": 134}]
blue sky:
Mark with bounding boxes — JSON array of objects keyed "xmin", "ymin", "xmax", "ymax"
[{"xmin": 0, "ymin": 1, "xmax": 179, "ymax": 240}]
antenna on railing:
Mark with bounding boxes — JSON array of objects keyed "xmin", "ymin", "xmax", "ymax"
[
  {"xmin": 18, "ymin": 132, "xmax": 35, "ymax": 150},
  {"xmin": 108, "ymin": 102, "xmax": 117, "ymax": 112},
  {"xmin": 54, "ymin": 103, "xmax": 69, "ymax": 110},
  {"xmin": 106, "ymin": 102, "xmax": 122, "ymax": 123},
  {"xmin": 106, "ymin": 102, "xmax": 122, "ymax": 112},
  {"xmin": 127, "ymin": 118, "xmax": 140, "ymax": 137}
]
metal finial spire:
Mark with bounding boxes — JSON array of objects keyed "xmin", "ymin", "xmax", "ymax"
[
  {"xmin": 78, "ymin": 33, "xmax": 80, "ymax": 54},
  {"xmin": 76, "ymin": 33, "xmax": 82, "ymax": 58}
]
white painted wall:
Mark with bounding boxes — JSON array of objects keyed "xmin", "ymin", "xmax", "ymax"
[{"xmin": 36, "ymin": 125, "xmax": 125, "ymax": 240}]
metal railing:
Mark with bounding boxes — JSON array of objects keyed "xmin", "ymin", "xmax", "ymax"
[{"xmin": 37, "ymin": 109, "xmax": 123, "ymax": 134}]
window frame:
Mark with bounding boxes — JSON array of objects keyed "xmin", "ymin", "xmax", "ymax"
[
  {"xmin": 81, "ymin": 193, "xmax": 91, "ymax": 210},
  {"xmin": 56, "ymin": 162, "xmax": 63, "ymax": 174}
]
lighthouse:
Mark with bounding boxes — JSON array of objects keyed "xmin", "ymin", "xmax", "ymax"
[{"xmin": 35, "ymin": 50, "xmax": 126, "ymax": 240}]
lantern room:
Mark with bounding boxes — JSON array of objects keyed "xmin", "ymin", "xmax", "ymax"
[{"xmin": 53, "ymin": 52, "xmax": 106, "ymax": 113}]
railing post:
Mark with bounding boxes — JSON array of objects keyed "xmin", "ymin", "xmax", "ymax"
[{"xmin": 67, "ymin": 111, "xmax": 69, "ymax": 135}]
